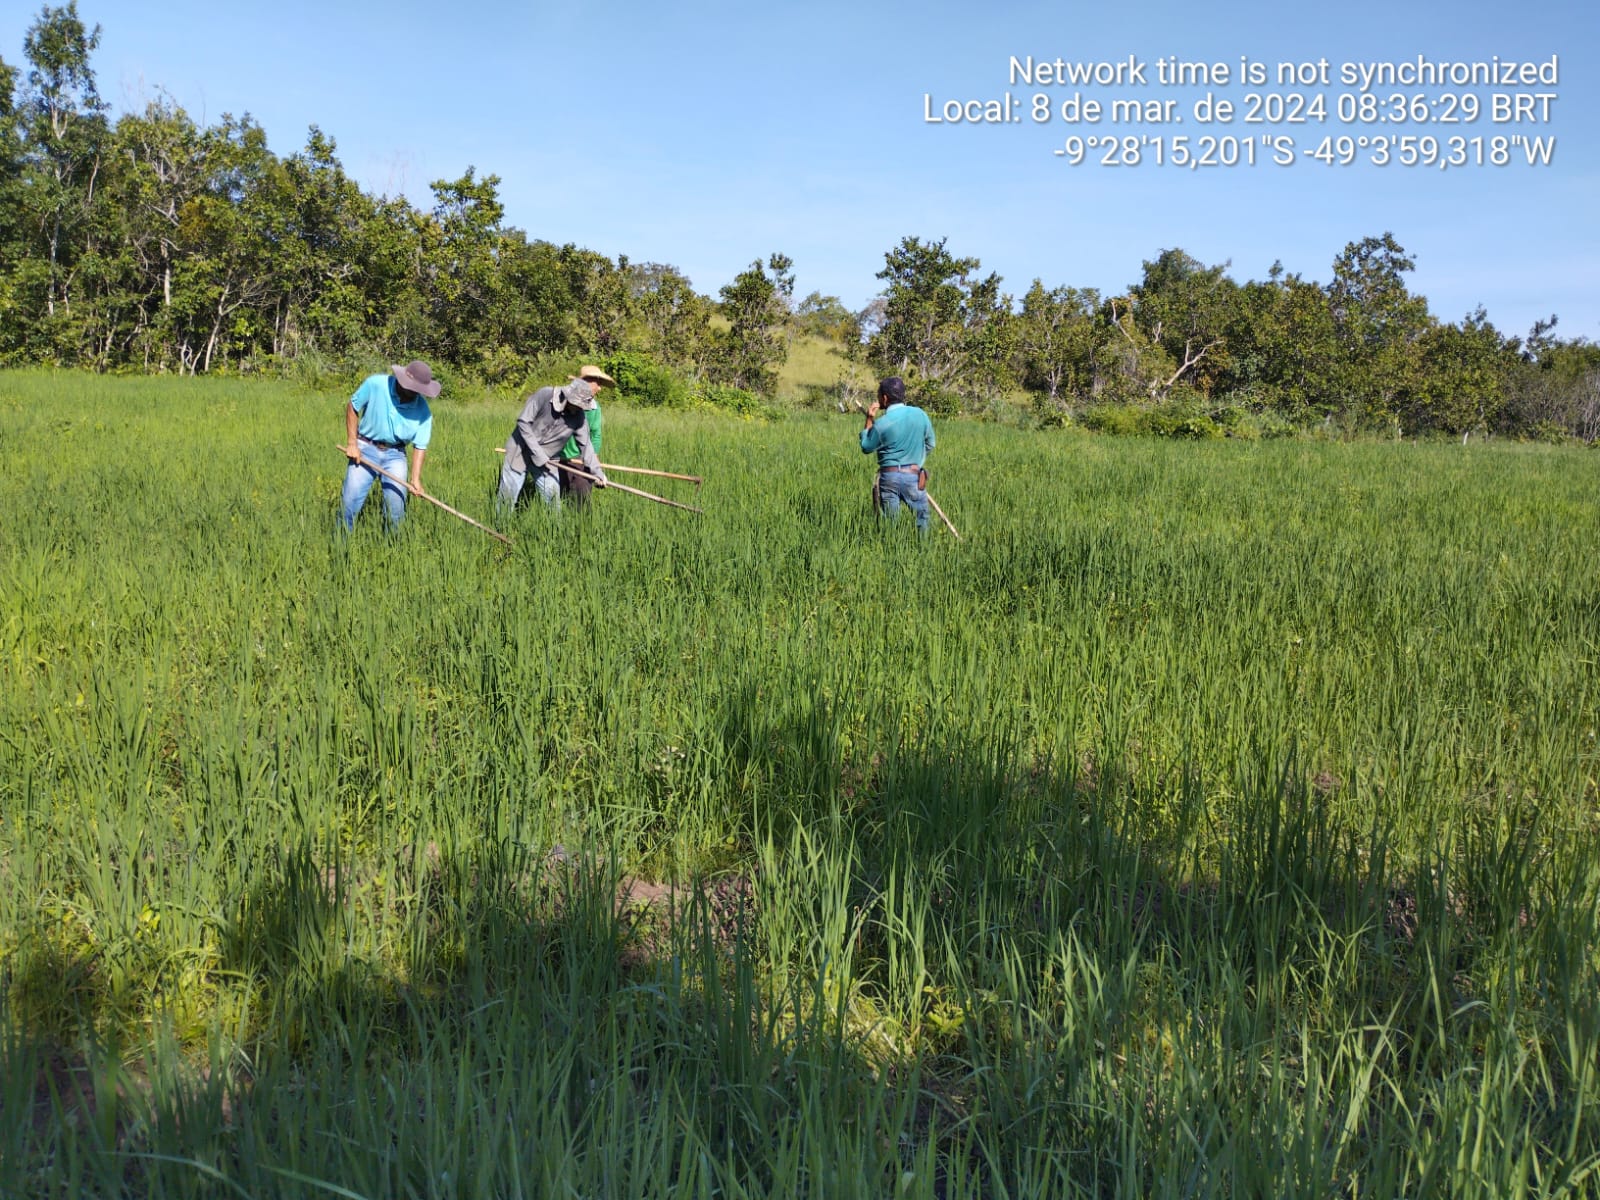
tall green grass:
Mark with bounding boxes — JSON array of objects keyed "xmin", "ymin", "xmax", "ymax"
[{"xmin": 1, "ymin": 369, "xmax": 1597, "ymax": 1197}]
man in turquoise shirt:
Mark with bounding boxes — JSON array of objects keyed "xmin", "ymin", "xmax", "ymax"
[
  {"xmin": 340, "ymin": 360, "xmax": 439, "ymax": 530},
  {"xmin": 859, "ymin": 376, "xmax": 936, "ymax": 533}
]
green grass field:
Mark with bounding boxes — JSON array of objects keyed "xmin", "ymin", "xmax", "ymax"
[
  {"xmin": 1, "ymin": 369, "xmax": 1598, "ymax": 1198},
  {"xmin": 774, "ymin": 334, "xmax": 877, "ymax": 410}
]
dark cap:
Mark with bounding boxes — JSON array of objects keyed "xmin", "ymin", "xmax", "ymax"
[
  {"xmin": 391, "ymin": 360, "xmax": 442, "ymax": 398},
  {"xmin": 878, "ymin": 376, "xmax": 906, "ymax": 405}
]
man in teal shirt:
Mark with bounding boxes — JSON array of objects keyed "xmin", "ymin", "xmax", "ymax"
[
  {"xmin": 859, "ymin": 376, "xmax": 936, "ymax": 533},
  {"xmin": 340, "ymin": 360, "xmax": 439, "ymax": 530}
]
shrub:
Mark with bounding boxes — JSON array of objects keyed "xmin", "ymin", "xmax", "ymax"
[
  {"xmin": 692, "ymin": 382, "xmax": 763, "ymax": 416},
  {"xmin": 1144, "ymin": 398, "xmax": 1221, "ymax": 439},
  {"xmin": 1531, "ymin": 420, "xmax": 1572, "ymax": 445},
  {"xmin": 1080, "ymin": 398, "xmax": 1231, "ymax": 439},
  {"xmin": 1210, "ymin": 404, "xmax": 1248, "ymax": 430},
  {"xmin": 473, "ymin": 345, "xmax": 527, "ymax": 388},
  {"xmin": 1225, "ymin": 417, "xmax": 1262, "ymax": 441},
  {"xmin": 912, "ymin": 381, "xmax": 966, "ymax": 417},
  {"xmin": 1030, "ymin": 392, "xmax": 1074, "ymax": 430},
  {"xmin": 1080, "ymin": 403, "xmax": 1143, "ymax": 436},
  {"xmin": 976, "ymin": 393, "xmax": 1036, "ymax": 428},
  {"xmin": 1219, "ymin": 408, "xmax": 1298, "ymax": 441},
  {"xmin": 1252, "ymin": 411, "xmax": 1299, "ymax": 440},
  {"xmin": 603, "ymin": 351, "xmax": 692, "ymax": 408}
]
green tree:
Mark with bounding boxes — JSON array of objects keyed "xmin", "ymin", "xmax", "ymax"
[
  {"xmin": 421, "ymin": 167, "xmax": 505, "ymax": 368},
  {"xmin": 1128, "ymin": 248, "xmax": 1238, "ymax": 396},
  {"xmin": 13, "ymin": 1, "xmax": 111, "ymax": 354},
  {"xmin": 0, "ymin": 55, "xmax": 31, "ymax": 358},
  {"xmin": 169, "ymin": 114, "xmax": 292, "ymax": 372},
  {"xmin": 559, "ymin": 244, "xmax": 629, "ymax": 357},
  {"xmin": 1411, "ymin": 308, "xmax": 1516, "ymax": 436},
  {"xmin": 795, "ymin": 291, "xmax": 856, "ymax": 344},
  {"xmin": 1013, "ymin": 280, "xmax": 1107, "ymax": 415},
  {"xmin": 276, "ymin": 126, "xmax": 386, "ymax": 359},
  {"xmin": 870, "ymin": 235, "xmax": 1006, "ymax": 408},
  {"xmin": 1502, "ymin": 318, "xmax": 1600, "ymax": 440},
  {"xmin": 1220, "ymin": 262, "xmax": 1342, "ymax": 419},
  {"xmin": 1101, "ymin": 292, "xmax": 1172, "ymax": 403},
  {"xmin": 714, "ymin": 252, "xmax": 792, "ymax": 395},
  {"xmin": 627, "ymin": 260, "xmax": 713, "ymax": 369},
  {"xmin": 493, "ymin": 239, "xmax": 630, "ymax": 371},
  {"xmin": 361, "ymin": 193, "xmax": 431, "ymax": 358},
  {"xmin": 107, "ymin": 96, "xmax": 211, "ymax": 367},
  {"xmin": 493, "ymin": 232, "xmax": 571, "ymax": 363},
  {"xmin": 1327, "ymin": 232, "xmax": 1430, "ymax": 428}
]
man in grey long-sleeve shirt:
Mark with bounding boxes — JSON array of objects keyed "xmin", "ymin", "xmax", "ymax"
[{"xmin": 497, "ymin": 375, "xmax": 611, "ymax": 509}]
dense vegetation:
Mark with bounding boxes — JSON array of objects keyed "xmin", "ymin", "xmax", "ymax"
[
  {"xmin": 3, "ymin": 2, "xmax": 1599, "ymax": 1195},
  {"xmin": 1, "ymin": 371, "xmax": 1597, "ymax": 1196},
  {"xmin": 3, "ymin": 4, "xmax": 1599, "ymax": 439}
]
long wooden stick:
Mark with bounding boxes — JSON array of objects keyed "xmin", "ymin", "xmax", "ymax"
[
  {"xmin": 853, "ymin": 398, "xmax": 959, "ymax": 538},
  {"xmin": 493, "ymin": 447, "xmax": 702, "ymax": 488},
  {"xmin": 339, "ymin": 446, "xmax": 514, "ymax": 545},
  {"xmin": 926, "ymin": 491, "xmax": 962, "ymax": 540},
  {"xmin": 600, "ymin": 462, "xmax": 702, "ymax": 487},
  {"xmin": 552, "ymin": 461, "xmax": 703, "ymax": 513}
]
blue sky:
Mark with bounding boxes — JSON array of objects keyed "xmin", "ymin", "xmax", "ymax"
[{"xmin": 11, "ymin": 0, "xmax": 1597, "ymax": 339}]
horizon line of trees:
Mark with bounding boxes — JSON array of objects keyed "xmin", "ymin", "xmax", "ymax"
[{"xmin": 3, "ymin": 3, "xmax": 1598, "ymax": 441}]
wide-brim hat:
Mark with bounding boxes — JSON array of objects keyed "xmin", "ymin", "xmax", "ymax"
[
  {"xmin": 578, "ymin": 365, "xmax": 615, "ymax": 388},
  {"xmin": 391, "ymin": 360, "xmax": 442, "ymax": 398}
]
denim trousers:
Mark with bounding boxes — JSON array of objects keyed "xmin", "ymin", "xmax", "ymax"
[
  {"xmin": 877, "ymin": 469, "xmax": 930, "ymax": 533},
  {"xmin": 341, "ymin": 443, "xmax": 408, "ymax": 530},
  {"xmin": 497, "ymin": 459, "xmax": 561, "ymax": 511}
]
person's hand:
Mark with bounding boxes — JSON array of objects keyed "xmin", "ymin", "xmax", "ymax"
[
  {"xmin": 865, "ymin": 399, "xmax": 882, "ymax": 420},
  {"xmin": 345, "ymin": 439, "xmax": 363, "ymax": 464},
  {"xmin": 408, "ymin": 479, "xmax": 426, "ymax": 497}
]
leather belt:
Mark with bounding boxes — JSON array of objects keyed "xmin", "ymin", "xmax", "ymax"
[
  {"xmin": 361, "ymin": 436, "xmax": 404, "ymax": 450},
  {"xmin": 881, "ymin": 465, "xmax": 921, "ymax": 473}
]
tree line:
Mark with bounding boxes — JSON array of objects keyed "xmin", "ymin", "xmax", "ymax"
[
  {"xmin": 3, "ymin": 3, "xmax": 1597, "ymax": 440},
  {"xmin": 870, "ymin": 234, "xmax": 1600, "ymax": 441}
]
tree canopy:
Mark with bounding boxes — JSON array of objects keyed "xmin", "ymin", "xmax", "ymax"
[{"xmin": 0, "ymin": 3, "xmax": 1594, "ymax": 437}]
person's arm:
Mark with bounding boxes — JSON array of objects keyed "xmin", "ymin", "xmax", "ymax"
[
  {"xmin": 924, "ymin": 413, "xmax": 936, "ymax": 455},
  {"xmin": 345, "ymin": 402, "xmax": 362, "ymax": 462},
  {"xmin": 516, "ymin": 391, "xmax": 553, "ymax": 470},
  {"xmin": 523, "ymin": 435, "xmax": 552, "ymax": 472},
  {"xmin": 589, "ymin": 406, "xmax": 603, "ymax": 459},
  {"xmin": 407, "ymin": 414, "xmax": 433, "ymax": 494},
  {"xmin": 860, "ymin": 396, "xmax": 886, "ymax": 453}
]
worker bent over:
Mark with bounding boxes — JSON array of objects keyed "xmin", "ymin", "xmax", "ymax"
[
  {"xmin": 497, "ymin": 370, "xmax": 612, "ymax": 511},
  {"xmin": 340, "ymin": 360, "xmax": 440, "ymax": 531}
]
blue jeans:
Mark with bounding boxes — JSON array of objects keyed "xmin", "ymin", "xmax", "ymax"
[
  {"xmin": 498, "ymin": 459, "xmax": 560, "ymax": 510},
  {"xmin": 341, "ymin": 443, "xmax": 408, "ymax": 530},
  {"xmin": 877, "ymin": 469, "xmax": 930, "ymax": 533}
]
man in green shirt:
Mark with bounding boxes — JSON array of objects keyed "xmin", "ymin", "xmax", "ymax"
[{"xmin": 557, "ymin": 365, "xmax": 613, "ymax": 508}]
